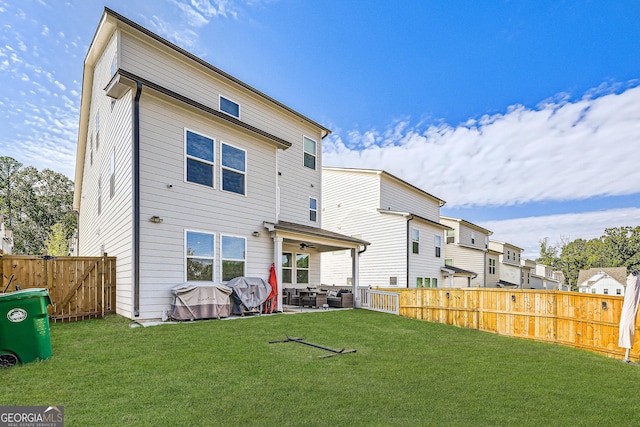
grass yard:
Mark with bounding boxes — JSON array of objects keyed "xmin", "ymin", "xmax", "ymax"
[{"xmin": 3, "ymin": 309, "xmax": 640, "ymax": 426}]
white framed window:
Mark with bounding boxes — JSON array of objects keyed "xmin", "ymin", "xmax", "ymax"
[
  {"xmin": 435, "ymin": 235, "xmax": 442, "ymax": 258},
  {"xmin": 471, "ymin": 231, "xmax": 475, "ymax": 245},
  {"xmin": 282, "ymin": 252, "xmax": 293, "ymax": 283},
  {"xmin": 303, "ymin": 136, "xmax": 317, "ymax": 170},
  {"xmin": 185, "ymin": 230, "xmax": 214, "ymax": 281},
  {"xmin": 446, "ymin": 229, "xmax": 455, "ymax": 244},
  {"xmin": 296, "ymin": 253, "xmax": 309, "ymax": 284},
  {"xmin": 389, "ymin": 276, "xmax": 398, "ymax": 286},
  {"xmin": 109, "ymin": 149, "xmax": 115, "ymax": 198},
  {"xmin": 489, "ymin": 258, "xmax": 496, "ymax": 275},
  {"xmin": 412, "ymin": 229, "xmax": 419, "ymax": 254},
  {"xmin": 89, "ymin": 134, "xmax": 94, "ymax": 166},
  {"xmin": 185, "ymin": 129, "xmax": 215, "ymax": 188},
  {"xmin": 309, "ymin": 197, "xmax": 317, "ymax": 222},
  {"xmin": 617, "ymin": 289, "xmax": 622, "ymax": 295},
  {"xmin": 417, "ymin": 278, "xmax": 423, "ymax": 288},
  {"xmin": 603, "ymin": 288, "xmax": 609, "ymax": 295},
  {"xmin": 485, "ymin": 236, "xmax": 488, "ymax": 248},
  {"xmin": 445, "ymin": 258, "xmax": 453, "ymax": 266},
  {"xmin": 591, "ymin": 288, "xmax": 596, "ymax": 294},
  {"xmin": 221, "ymin": 142, "xmax": 246, "ymax": 195},
  {"xmin": 221, "ymin": 235, "xmax": 246, "ymax": 282},
  {"xmin": 219, "ymin": 95, "xmax": 240, "ymax": 118},
  {"xmin": 507, "ymin": 250, "xmax": 511, "ymax": 260}
]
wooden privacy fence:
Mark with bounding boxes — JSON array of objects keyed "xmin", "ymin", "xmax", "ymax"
[
  {"xmin": 0, "ymin": 255, "xmax": 116, "ymax": 322},
  {"xmin": 377, "ymin": 288, "xmax": 635, "ymax": 362}
]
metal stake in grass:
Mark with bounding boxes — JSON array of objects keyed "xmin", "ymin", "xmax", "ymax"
[{"xmin": 269, "ymin": 335, "xmax": 356, "ymax": 358}]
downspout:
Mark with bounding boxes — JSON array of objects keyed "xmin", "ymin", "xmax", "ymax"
[
  {"xmin": 133, "ymin": 81, "xmax": 142, "ymax": 317},
  {"xmin": 406, "ymin": 215, "xmax": 414, "ymax": 288}
]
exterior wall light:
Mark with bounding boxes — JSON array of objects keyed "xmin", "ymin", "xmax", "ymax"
[{"xmin": 150, "ymin": 216, "xmax": 163, "ymax": 224}]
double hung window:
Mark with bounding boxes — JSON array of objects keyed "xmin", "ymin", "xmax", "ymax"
[
  {"xmin": 185, "ymin": 130, "xmax": 214, "ymax": 187},
  {"xmin": 221, "ymin": 143, "xmax": 246, "ymax": 195},
  {"xmin": 221, "ymin": 235, "xmax": 246, "ymax": 281},
  {"xmin": 186, "ymin": 231, "xmax": 214, "ymax": 281},
  {"xmin": 303, "ymin": 136, "xmax": 317, "ymax": 170}
]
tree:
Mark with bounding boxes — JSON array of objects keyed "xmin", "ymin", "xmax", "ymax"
[
  {"xmin": 0, "ymin": 157, "xmax": 76, "ymax": 255},
  {"xmin": 0, "ymin": 156, "xmax": 23, "ymax": 227},
  {"xmin": 537, "ymin": 237, "xmax": 559, "ymax": 268},
  {"xmin": 45, "ymin": 223, "xmax": 69, "ymax": 256}
]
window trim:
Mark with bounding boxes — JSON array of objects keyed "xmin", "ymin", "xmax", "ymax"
[
  {"xmin": 435, "ymin": 235, "xmax": 442, "ymax": 258},
  {"xmin": 109, "ymin": 149, "xmax": 115, "ymax": 199},
  {"xmin": 221, "ymin": 141, "xmax": 247, "ymax": 196},
  {"xmin": 282, "ymin": 252, "xmax": 293, "ymax": 284},
  {"xmin": 184, "ymin": 128, "xmax": 215, "ymax": 188},
  {"xmin": 412, "ymin": 228, "xmax": 419, "ymax": 254},
  {"xmin": 295, "ymin": 252, "xmax": 310, "ymax": 285},
  {"xmin": 309, "ymin": 197, "xmax": 318, "ymax": 222},
  {"xmin": 221, "ymin": 234, "xmax": 246, "ymax": 282},
  {"xmin": 95, "ymin": 112, "xmax": 100, "ymax": 150},
  {"xmin": 219, "ymin": 94, "xmax": 241, "ymax": 119},
  {"xmin": 303, "ymin": 135, "xmax": 317, "ymax": 170},
  {"xmin": 185, "ymin": 229, "xmax": 215, "ymax": 282},
  {"xmin": 489, "ymin": 258, "xmax": 496, "ymax": 275}
]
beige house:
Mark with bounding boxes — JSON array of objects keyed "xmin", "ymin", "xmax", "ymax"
[
  {"xmin": 440, "ymin": 217, "xmax": 493, "ymax": 287},
  {"xmin": 321, "ymin": 167, "xmax": 447, "ymax": 288},
  {"xmin": 73, "ymin": 8, "xmax": 368, "ymax": 320},
  {"xmin": 488, "ymin": 240, "xmax": 523, "ymax": 288}
]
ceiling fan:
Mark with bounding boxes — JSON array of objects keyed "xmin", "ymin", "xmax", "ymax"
[{"xmin": 299, "ymin": 242, "xmax": 315, "ymax": 250}]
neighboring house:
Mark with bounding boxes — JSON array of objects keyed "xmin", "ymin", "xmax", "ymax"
[
  {"xmin": 488, "ymin": 241, "xmax": 523, "ymax": 288},
  {"xmin": 554, "ymin": 270, "xmax": 569, "ymax": 291},
  {"xmin": 73, "ymin": 8, "xmax": 368, "ymax": 320},
  {"xmin": 535, "ymin": 264, "xmax": 561, "ymax": 290},
  {"xmin": 576, "ymin": 267, "xmax": 627, "ymax": 296},
  {"xmin": 521, "ymin": 258, "xmax": 536, "ymax": 289},
  {"xmin": 321, "ymin": 167, "xmax": 448, "ymax": 288},
  {"xmin": 440, "ymin": 217, "xmax": 493, "ymax": 287}
]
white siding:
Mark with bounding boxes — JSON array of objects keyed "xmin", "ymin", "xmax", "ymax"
[
  {"xmin": 136, "ymin": 94, "xmax": 279, "ymax": 319},
  {"xmin": 322, "ymin": 168, "xmax": 444, "ymax": 288},
  {"xmin": 380, "ymin": 174, "xmax": 440, "ymax": 221},
  {"xmin": 443, "ymin": 244, "xmax": 485, "ymax": 287},
  {"xmin": 78, "ymin": 31, "xmax": 135, "ymax": 318}
]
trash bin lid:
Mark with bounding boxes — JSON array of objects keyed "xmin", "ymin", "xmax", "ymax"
[{"xmin": 0, "ymin": 288, "xmax": 52, "ymax": 304}]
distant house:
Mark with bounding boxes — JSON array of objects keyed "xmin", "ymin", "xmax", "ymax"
[
  {"xmin": 488, "ymin": 240, "xmax": 523, "ymax": 288},
  {"xmin": 73, "ymin": 8, "xmax": 368, "ymax": 320},
  {"xmin": 321, "ymin": 167, "xmax": 447, "ymax": 288},
  {"xmin": 576, "ymin": 267, "xmax": 627, "ymax": 296},
  {"xmin": 440, "ymin": 217, "xmax": 492, "ymax": 287},
  {"xmin": 521, "ymin": 258, "xmax": 536, "ymax": 289}
]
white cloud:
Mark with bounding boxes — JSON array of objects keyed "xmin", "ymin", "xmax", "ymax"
[
  {"xmin": 480, "ymin": 207, "xmax": 640, "ymax": 260},
  {"xmin": 190, "ymin": 0, "xmax": 238, "ymax": 19},
  {"xmin": 323, "ymin": 84, "xmax": 640, "ymax": 208}
]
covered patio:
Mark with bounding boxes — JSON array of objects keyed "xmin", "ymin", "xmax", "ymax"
[{"xmin": 263, "ymin": 220, "xmax": 369, "ymax": 311}]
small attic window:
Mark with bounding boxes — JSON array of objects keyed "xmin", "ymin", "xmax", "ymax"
[{"xmin": 220, "ymin": 95, "xmax": 240, "ymax": 118}]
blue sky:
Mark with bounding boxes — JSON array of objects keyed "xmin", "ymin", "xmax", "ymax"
[{"xmin": 1, "ymin": 0, "xmax": 639, "ymax": 259}]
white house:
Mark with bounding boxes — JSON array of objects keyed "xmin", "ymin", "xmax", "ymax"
[
  {"xmin": 488, "ymin": 240, "xmax": 523, "ymax": 288},
  {"xmin": 73, "ymin": 8, "xmax": 368, "ymax": 320},
  {"xmin": 535, "ymin": 264, "xmax": 561, "ymax": 290},
  {"xmin": 321, "ymin": 167, "xmax": 447, "ymax": 288},
  {"xmin": 576, "ymin": 267, "xmax": 627, "ymax": 296},
  {"xmin": 440, "ymin": 217, "xmax": 493, "ymax": 287}
]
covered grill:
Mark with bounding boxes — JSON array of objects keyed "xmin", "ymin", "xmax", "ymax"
[
  {"xmin": 227, "ymin": 277, "xmax": 272, "ymax": 315},
  {"xmin": 170, "ymin": 282, "xmax": 232, "ymax": 320}
]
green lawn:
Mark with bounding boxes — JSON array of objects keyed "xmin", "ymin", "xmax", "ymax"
[{"xmin": 3, "ymin": 309, "xmax": 640, "ymax": 426}]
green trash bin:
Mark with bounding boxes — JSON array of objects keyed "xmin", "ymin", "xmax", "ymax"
[{"xmin": 0, "ymin": 288, "xmax": 53, "ymax": 367}]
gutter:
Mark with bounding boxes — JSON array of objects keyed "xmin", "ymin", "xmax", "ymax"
[{"xmin": 133, "ymin": 81, "xmax": 142, "ymax": 317}]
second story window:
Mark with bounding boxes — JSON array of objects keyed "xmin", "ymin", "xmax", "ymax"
[
  {"xmin": 435, "ymin": 235, "xmax": 441, "ymax": 257},
  {"xmin": 185, "ymin": 130, "xmax": 214, "ymax": 188},
  {"xmin": 109, "ymin": 150, "xmax": 115, "ymax": 198},
  {"xmin": 412, "ymin": 229, "xmax": 419, "ymax": 254},
  {"xmin": 303, "ymin": 136, "xmax": 317, "ymax": 170},
  {"xmin": 446, "ymin": 229, "xmax": 455, "ymax": 244},
  {"xmin": 309, "ymin": 197, "xmax": 317, "ymax": 222},
  {"xmin": 471, "ymin": 231, "xmax": 475, "ymax": 245},
  {"xmin": 220, "ymin": 95, "xmax": 240, "ymax": 118},
  {"xmin": 489, "ymin": 258, "xmax": 496, "ymax": 275},
  {"xmin": 221, "ymin": 143, "xmax": 246, "ymax": 195}
]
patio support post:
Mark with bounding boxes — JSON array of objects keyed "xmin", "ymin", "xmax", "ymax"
[
  {"xmin": 274, "ymin": 236, "xmax": 283, "ymax": 312},
  {"xmin": 351, "ymin": 248, "xmax": 360, "ymax": 308}
]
